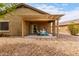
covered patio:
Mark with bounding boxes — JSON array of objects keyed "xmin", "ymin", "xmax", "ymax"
[{"xmin": 20, "ymin": 14, "xmax": 63, "ymax": 37}]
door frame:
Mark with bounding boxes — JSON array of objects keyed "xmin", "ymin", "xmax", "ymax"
[{"xmin": 30, "ymin": 24, "xmax": 38, "ymax": 35}]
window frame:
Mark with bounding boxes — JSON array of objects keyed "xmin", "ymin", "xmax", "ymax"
[{"xmin": 0, "ymin": 20, "xmax": 9, "ymax": 32}]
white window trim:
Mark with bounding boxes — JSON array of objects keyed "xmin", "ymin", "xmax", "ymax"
[{"xmin": 0, "ymin": 30, "xmax": 9, "ymax": 32}]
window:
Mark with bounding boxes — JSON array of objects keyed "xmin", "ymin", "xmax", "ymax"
[{"xmin": 0, "ymin": 22, "xmax": 9, "ymax": 31}]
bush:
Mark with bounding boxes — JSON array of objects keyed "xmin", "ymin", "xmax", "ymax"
[{"xmin": 68, "ymin": 22, "xmax": 79, "ymax": 35}]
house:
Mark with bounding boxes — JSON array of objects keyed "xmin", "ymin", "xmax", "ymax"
[
  {"xmin": 59, "ymin": 19, "xmax": 79, "ymax": 35},
  {"xmin": 0, "ymin": 3, "xmax": 63, "ymax": 37}
]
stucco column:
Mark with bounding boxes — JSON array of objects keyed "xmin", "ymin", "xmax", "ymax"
[
  {"xmin": 50, "ymin": 22, "xmax": 53, "ymax": 34},
  {"xmin": 22, "ymin": 20, "xmax": 24, "ymax": 37},
  {"xmin": 53, "ymin": 21, "xmax": 55, "ymax": 36},
  {"xmin": 56, "ymin": 20, "xmax": 59, "ymax": 37}
]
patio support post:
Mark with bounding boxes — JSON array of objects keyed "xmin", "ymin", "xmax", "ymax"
[
  {"xmin": 22, "ymin": 20, "xmax": 24, "ymax": 37},
  {"xmin": 57, "ymin": 19, "xmax": 59, "ymax": 38},
  {"xmin": 50, "ymin": 22, "xmax": 53, "ymax": 35},
  {"xmin": 53, "ymin": 21, "xmax": 55, "ymax": 36}
]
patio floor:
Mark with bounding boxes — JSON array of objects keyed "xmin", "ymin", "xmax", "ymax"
[
  {"xmin": 24, "ymin": 34, "xmax": 79, "ymax": 41},
  {"xmin": 25, "ymin": 35, "xmax": 57, "ymax": 40},
  {"xmin": 0, "ymin": 34, "xmax": 79, "ymax": 41}
]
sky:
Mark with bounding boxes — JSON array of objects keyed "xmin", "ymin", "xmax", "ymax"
[{"xmin": 28, "ymin": 3, "xmax": 79, "ymax": 22}]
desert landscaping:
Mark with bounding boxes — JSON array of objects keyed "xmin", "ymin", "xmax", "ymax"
[{"xmin": 0, "ymin": 35, "xmax": 79, "ymax": 56}]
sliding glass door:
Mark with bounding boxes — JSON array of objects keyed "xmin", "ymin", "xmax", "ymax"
[{"xmin": 30, "ymin": 24, "xmax": 38, "ymax": 35}]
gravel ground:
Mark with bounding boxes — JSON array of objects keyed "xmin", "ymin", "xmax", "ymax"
[
  {"xmin": 0, "ymin": 35, "xmax": 79, "ymax": 56},
  {"xmin": 58, "ymin": 34, "xmax": 79, "ymax": 41}
]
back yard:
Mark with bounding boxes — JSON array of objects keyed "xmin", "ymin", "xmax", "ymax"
[{"xmin": 0, "ymin": 34, "xmax": 79, "ymax": 56}]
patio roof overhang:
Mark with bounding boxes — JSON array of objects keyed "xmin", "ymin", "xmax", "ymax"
[
  {"xmin": 21, "ymin": 14, "xmax": 64, "ymax": 37},
  {"xmin": 20, "ymin": 14, "xmax": 64, "ymax": 21}
]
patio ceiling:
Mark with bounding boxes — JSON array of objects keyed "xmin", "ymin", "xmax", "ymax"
[{"xmin": 20, "ymin": 14, "xmax": 63, "ymax": 21}]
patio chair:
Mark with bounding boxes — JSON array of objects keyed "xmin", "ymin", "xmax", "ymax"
[{"xmin": 39, "ymin": 31, "xmax": 48, "ymax": 36}]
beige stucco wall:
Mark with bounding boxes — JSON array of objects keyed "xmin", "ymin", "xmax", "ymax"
[
  {"xmin": 11, "ymin": 7, "xmax": 43, "ymax": 15},
  {"xmin": 23, "ymin": 21, "xmax": 30, "ymax": 36},
  {"xmin": 2, "ymin": 13, "xmax": 22, "ymax": 36},
  {"xmin": 59, "ymin": 26, "xmax": 70, "ymax": 35}
]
